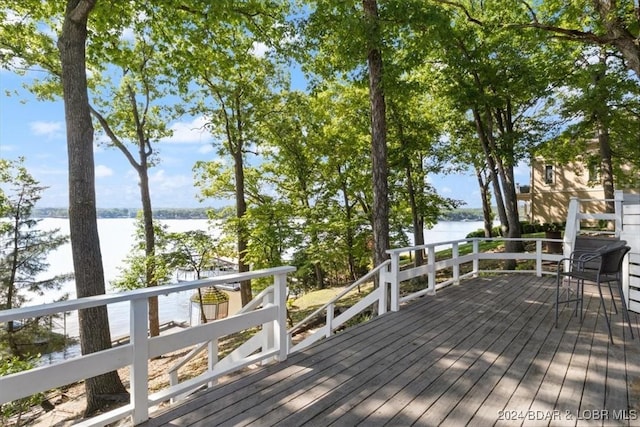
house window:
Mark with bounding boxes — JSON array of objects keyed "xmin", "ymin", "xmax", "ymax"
[{"xmin": 544, "ymin": 165, "xmax": 554, "ymax": 184}]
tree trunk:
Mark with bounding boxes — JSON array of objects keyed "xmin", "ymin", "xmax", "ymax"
[
  {"xmin": 472, "ymin": 108, "xmax": 509, "ymax": 232},
  {"xmin": 58, "ymin": 0, "xmax": 127, "ymax": 416},
  {"xmin": 593, "ymin": 0, "xmax": 640, "ymax": 78},
  {"xmin": 139, "ymin": 165, "xmax": 160, "ymax": 337},
  {"xmin": 594, "ymin": 51, "xmax": 616, "ymax": 213},
  {"xmin": 476, "ymin": 167, "xmax": 494, "ymax": 237},
  {"xmin": 338, "ymin": 165, "xmax": 358, "ymax": 283},
  {"xmin": 406, "ymin": 162, "xmax": 425, "ymax": 267},
  {"xmin": 364, "ymin": 0, "xmax": 390, "ymax": 267},
  {"xmin": 129, "ymin": 84, "xmax": 160, "ymax": 337},
  {"xmin": 234, "ymin": 146, "xmax": 251, "ymax": 305}
]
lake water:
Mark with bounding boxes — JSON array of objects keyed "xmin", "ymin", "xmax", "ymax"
[{"xmin": 28, "ymin": 217, "xmax": 485, "ymax": 359}]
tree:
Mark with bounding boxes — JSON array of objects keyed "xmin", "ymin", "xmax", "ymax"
[
  {"xmin": 164, "ymin": 230, "xmax": 232, "ymax": 323},
  {"xmin": 112, "ymin": 215, "xmax": 173, "ymax": 293},
  {"xmin": 57, "ymin": 0, "xmax": 129, "ymax": 414},
  {"xmin": 363, "ymin": 0, "xmax": 391, "ymax": 267},
  {"xmin": 173, "ymin": 11, "xmax": 289, "ymax": 305},
  {"xmin": 89, "ymin": 32, "xmax": 180, "ymax": 337},
  {"xmin": 540, "ymin": 46, "xmax": 640, "ymax": 211},
  {"xmin": 403, "ymin": 1, "xmax": 575, "ymax": 265},
  {"xmin": 2, "ymin": 0, "xmax": 131, "ymax": 414},
  {"xmin": 518, "ymin": 0, "xmax": 640, "ymax": 78},
  {"xmin": 0, "ymin": 158, "xmax": 72, "ymax": 355}
]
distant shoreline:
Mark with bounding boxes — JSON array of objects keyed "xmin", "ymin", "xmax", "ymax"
[{"xmin": 28, "ymin": 207, "xmax": 486, "ymax": 222}]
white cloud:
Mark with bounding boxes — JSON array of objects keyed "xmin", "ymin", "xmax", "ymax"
[
  {"xmin": 163, "ymin": 116, "xmax": 213, "ymax": 144},
  {"xmin": 251, "ymin": 42, "xmax": 269, "ymax": 58},
  {"xmin": 149, "ymin": 169, "xmax": 191, "ymax": 189},
  {"xmin": 198, "ymin": 144, "xmax": 214, "ymax": 154},
  {"xmin": 95, "ymin": 164, "xmax": 114, "ymax": 178},
  {"xmin": 30, "ymin": 121, "xmax": 64, "ymax": 138}
]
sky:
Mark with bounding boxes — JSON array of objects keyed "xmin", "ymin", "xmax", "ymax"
[{"xmin": 0, "ymin": 68, "xmax": 530, "ymax": 211}]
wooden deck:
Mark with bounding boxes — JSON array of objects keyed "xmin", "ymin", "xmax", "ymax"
[{"xmin": 142, "ymin": 275, "xmax": 640, "ymax": 427}]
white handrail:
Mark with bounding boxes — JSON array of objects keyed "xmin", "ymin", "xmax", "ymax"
[
  {"xmin": 0, "ymin": 266, "xmax": 294, "ymax": 323},
  {"xmin": 167, "ymin": 285, "xmax": 276, "ymax": 394},
  {"xmin": 0, "ymin": 266, "xmax": 295, "ymax": 426},
  {"xmin": 287, "ymin": 260, "xmax": 390, "ymax": 336},
  {"xmin": 2, "ymin": 194, "xmax": 629, "ymax": 426}
]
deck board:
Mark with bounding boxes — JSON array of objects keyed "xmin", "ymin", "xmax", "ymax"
[{"xmin": 142, "ymin": 274, "xmax": 640, "ymax": 427}]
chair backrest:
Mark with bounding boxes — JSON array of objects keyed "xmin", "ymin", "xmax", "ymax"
[{"xmin": 598, "ymin": 241, "xmax": 630, "ymax": 276}]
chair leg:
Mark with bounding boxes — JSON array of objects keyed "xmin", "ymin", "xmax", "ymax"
[
  {"xmin": 597, "ymin": 283, "xmax": 615, "ymax": 345},
  {"xmin": 606, "ymin": 281, "xmax": 618, "ymax": 314},
  {"xmin": 556, "ymin": 275, "xmax": 585, "ymax": 326},
  {"xmin": 617, "ymin": 281, "xmax": 635, "ymax": 339},
  {"xmin": 555, "ymin": 275, "xmax": 561, "ymax": 328},
  {"xmin": 578, "ymin": 279, "xmax": 584, "ymax": 320}
]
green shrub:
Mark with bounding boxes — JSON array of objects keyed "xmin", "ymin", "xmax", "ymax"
[{"xmin": 0, "ymin": 355, "xmax": 45, "ymax": 426}]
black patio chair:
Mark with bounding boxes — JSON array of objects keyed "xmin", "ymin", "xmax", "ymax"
[{"xmin": 555, "ymin": 240, "xmax": 634, "ymax": 344}]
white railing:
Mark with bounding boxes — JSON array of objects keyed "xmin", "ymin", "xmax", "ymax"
[
  {"xmin": 287, "ymin": 260, "xmax": 391, "ymax": 353},
  {"xmin": 387, "ymin": 237, "xmax": 565, "ymax": 310},
  {"xmin": 166, "ymin": 284, "xmax": 278, "ymax": 402},
  {"xmin": 287, "ymin": 237, "xmax": 565, "ymax": 354},
  {"xmin": 0, "ymin": 266, "xmax": 295, "ymax": 426},
  {"xmin": 563, "ymin": 191, "xmax": 624, "ymax": 258},
  {"xmin": 4, "ymin": 193, "xmax": 633, "ymax": 425}
]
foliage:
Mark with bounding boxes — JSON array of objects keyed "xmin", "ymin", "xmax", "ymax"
[
  {"xmin": 465, "ymin": 221, "xmax": 565, "ymax": 238},
  {"xmin": 2, "ymin": 0, "xmax": 638, "ymax": 312},
  {"xmin": 164, "ymin": 229, "xmax": 233, "ymax": 280},
  {"xmin": 0, "ymin": 158, "xmax": 72, "ymax": 336},
  {"xmin": 111, "ymin": 215, "xmax": 173, "ymax": 291},
  {"xmin": 0, "ymin": 355, "xmax": 45, "ymax": 426}
]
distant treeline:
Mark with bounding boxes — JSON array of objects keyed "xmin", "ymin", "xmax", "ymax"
[
  {"xmin": 32, "ymin": 207, "xmax": 484, "ymax": 221},
  {"xmin": 439, "ymin": 208, "xmax": 485, "ymax": 222},
  {"xmin": 33, "ymin": 207, "xmax": 226, "ymax": 219}
]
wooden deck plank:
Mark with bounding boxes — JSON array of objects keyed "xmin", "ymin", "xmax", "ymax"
[
  {"xmin": 380, "ymin": 276, "xmax": 552, "ymax": 425},
  {"xmin": 316, "ymin": 276, "xmax": 544, "ymax": 424},
  {"xmin": 149, "ymin": 286, "xmax": 466, "ymax": 427},
  {"xmin": 140, "ymin": 275, "xmax": 640, "ymax": 427},
  {"xmin": 439, "ymin": 276, "xmax": 560, "ymax": 426},
  {"xmin": 308, "ymin": 276, "xmax": 549, "ymax": 427},
  {"xmin": 214, "ymin": 277, "xmax": 527, "ymax": 427},
  {"xmin": 416, "ymin": 277, "xmax": 554, "ymax": 426}
]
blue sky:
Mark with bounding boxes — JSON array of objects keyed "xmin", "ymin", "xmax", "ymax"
[{"xmin": 0, "ymin": 69, "xmax": 529, "ymax": 210}]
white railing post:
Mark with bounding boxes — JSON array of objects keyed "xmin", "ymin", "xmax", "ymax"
[
  {"xmin": 262, "ymin": 288, "xmax": 274, "ymax": 364},
  {"xmin": 207, "ymin": 338, "xmax": 218, "ymax": 387},
  {"xmin": 378, "ymin": 278, "xmax": 388, "ymax": 314},
  {"xmin": 326, "ymin": 303, "xmax": 334, "ymax": 338},
  {"xmin": 472, "ymin": 239, "xmax": 479, "ymax": 276},
  {"xmin": 535, "ymin": 240, "xmax": 542, "ymax": 277},
  {"xmin": 564, "ymin": 197, "xmax": 580, "ymax": 258},
  {"xmin": 273, "ymin": 273, "xmax": 288, "ymax": 362},
  {"xmin": 389, "ymin": 253, "xmax": 400, "ymax": 311},
  {"xmin": 614, "ymin": 190, "xmax": 623, "ymax": 237},
  {"xmin": 452, "ymin": 242, "xmax": 460, "ymax": 285},
  {"xmin": 130, "ymin": 298, "xmax": 149, "ymax": 425},
  {"xmin": 427, "ymin": 246, "xmax": 436, "ymax": 293}
]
